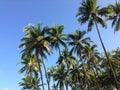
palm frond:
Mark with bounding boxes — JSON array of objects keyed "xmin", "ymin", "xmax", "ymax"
[{"xmin": 87, "ymin": 19, "xmax": 94, "ymax": 31}]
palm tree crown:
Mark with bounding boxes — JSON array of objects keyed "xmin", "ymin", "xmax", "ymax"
[
  {"xmin": 107, "ymin": 1, "xmax": 120, "ymax": 32},
  {"xmin": 47, "ymin": 24, "xmax": 66, "ymax": 55},
  {"xmin": 76, "ymin": 0, "xmax": 106, "ymax": 31},
  {"xmin": 19, "ymin": 23, "xmax": 51, "ymax": 90}
]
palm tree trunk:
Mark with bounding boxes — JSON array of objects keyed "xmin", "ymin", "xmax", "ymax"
[
  {"xmin": 95, "ymin": 21, "xmax": 119, "ymax": 90},
  {"xmin": 65, "ymin": 84, "xmax": 68, "ymax": 90},
  {"xmin": 30, "ymin": 70, "xmax": 33, "ymax": 84},
  {"xmin": 39, "ymin": 66, "xmax": 45, "ymax": 90},
  {"xmin": 58, "ymin": 45, "xmax": 61, "ymax": 56},
  {"xmin": 42, "ymin": 56, "xmax": 50, "ymax": 90},
  {"xmin": 36, "ymin": 50, "xmax": 45, "ymax": 90}
]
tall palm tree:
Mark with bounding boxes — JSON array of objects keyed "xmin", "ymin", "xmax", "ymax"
[
  {"xmin": 68, "ymin": 30, "xmax": 91, "ymax": 89},
  {"xmin": 106, "ymin": 1, "xmax": 120, "ymax": 32},
  {"xmin": 19, "ymin": 23, "xmax": 51, "ymax": 90},
  {"xmin": 76, "ymin": 0, "xmax": 119, "ymax": 89},
  {"xmin": 47, "ymin": 25, "xmax": 66, "ymax": 56}
]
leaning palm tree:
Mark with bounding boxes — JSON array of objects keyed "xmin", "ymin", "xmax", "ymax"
[
  {"xmin": 106, "ymin": 1, "xmax": 120, "ymax": 32},
  {"xmin": 76, "ymin": 0, "xmax": 119, "ymax": 89},
  {"xmin": 19, "ymin": 23, "xmax": 51, "ymax": 90}
]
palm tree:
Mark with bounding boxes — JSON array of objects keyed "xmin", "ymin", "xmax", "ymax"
[
  {"xmin": 68, "ymin": 30, "xmax": 92, "ymax": 89},
  {"xmin": 19, "ymin": 23, "xmax": 51, "ymax": 90},
  {"xmin": 76, "ymin": 0, "xmax": 119, "ymax": 89},
  {"xmin": 18, "ymin": 54, "xmax": 39, "ymax": 78},
  {"xmin": 57, "ymin": 48, "xmax": 78, "ymax": 70},
  {"xmin": 52, "ymin": 84, "xmax": 58, "ymax": 90},
  {"xmin": 19, "ymin": 75, "xmax": 33, "ymax": 90},
  {"xmin": 84, "ymin": 44, "xmax": 101, "ymax": 75},
  {"xmin": 69, "ymin": 65, "xmax": 85, "ymax": 90},
  {"xmin": 100, "ymin": 50, "xmax": 120, "ymax": 89},
  {"xmin": 83, "ymin": 44, "xmax": 103, "ymax": 89},
  {"xmin": 68, "ymin": 30, "xmax": 90, "ymax": 57},
  {"xmin": 49, "ymin": 65, "xmax": 69, "ymax": 90},
  {"xmin": 106, "ymin": 1, "xmax": 120, "ymax": 32},
  {"xmin": 19, "ymin": 75, "xmax": 41, "ymax": 90},
  {"xmin": 47, "ymin": 25, "xmax": 66, "ymax": 56}
]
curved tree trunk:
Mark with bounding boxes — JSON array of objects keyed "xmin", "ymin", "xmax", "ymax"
[
  {"xmin": 42, "ymin": 56, "xmax": 50, "ymax": 90},
  {"xmin": 95, "ymin": 21, "xmax": 119, "ymax": 90},
  {"xmin": 36, "ymin": 50, "xmax": 45, "ymax": 90}
]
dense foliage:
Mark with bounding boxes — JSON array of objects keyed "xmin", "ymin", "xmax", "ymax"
[{"xmin": 18, "ymin": 0, "xmax": 120, "ymax": 90}]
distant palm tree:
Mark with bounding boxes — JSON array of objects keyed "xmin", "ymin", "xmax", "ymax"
[
  {"xmin": 68, "ymin": 30, "xmax": 91, "ymax": 89},
  {"xmin": 68, "ymin": 30, "xmax": 90, "ymax": 57},
  {"xmin": 19, "ymin": 23, "xmax": 51, "ymax": 90},
  {"xmin": 49, "ymin": 65, "xmax": 69, "ymax": 90},
  {"xmin": 19, "ymin": 75, "xmax": 41, "ymax": 90},
  {"xmin": 100, "ymin": 50, "xmax": 120, "ymax": 88},
  {"xmin": 18, "ymin": 54, "xmax": 39, "ymax": 78},
  {"xmin": 106, "ymin": 1, "xmax": 120, "ymax": 32},
  {"xmin": 76, "ymin": 0, "xmax": 119, "ymax": 89},
  {"xmin": 84, "ymin": 44, "xmax": 102, "ymax": 89},
  {"xmin": 47, "ymin": 25, "xmax": 66, "ymax": 56},
  {"xmin": 84, "ymin": 44, "xmax": 101, "ymax": 74},
  {"xmin": 69, "ymin": 65, "xmax": 85, "ymax": 89},
  {"xmin": 57, "ymin": 48, "xmax": 78, "ymax": 70}
]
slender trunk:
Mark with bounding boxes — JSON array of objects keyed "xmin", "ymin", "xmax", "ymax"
[
  {"xmin": 42, "ymin": 56, "xmax": 50, "ymax": 90},
  {"xmin": 58, "ymin": 45, "xmax": 61, "ymax": 56},
  {"xmin": 95, "ymin": 21, "xmax": 119, "ymax": 90},
  {"xmin": 36, "ymin": 50, "xmax": 45, "ymax": 90},
  {"xmin": 39, "ymin": 66, "xmax": 44, "ymax": 90}
]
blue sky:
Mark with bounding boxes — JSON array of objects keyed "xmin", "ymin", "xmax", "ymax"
[{"xmin": 0, "ymin": 0, "xmax": 120, "ymax": 90}]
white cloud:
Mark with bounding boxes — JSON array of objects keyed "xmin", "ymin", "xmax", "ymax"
[{"xmin": 4, "ymin": 88, "xmax": 8, "ymax": 90}]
